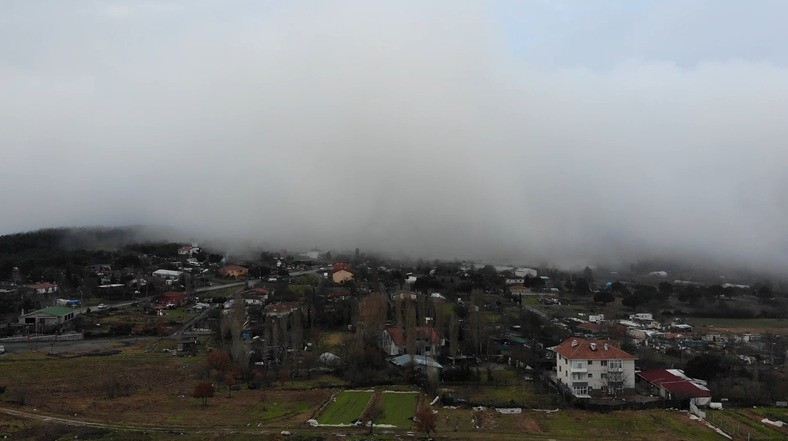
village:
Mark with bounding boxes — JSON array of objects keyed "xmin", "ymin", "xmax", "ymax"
[{"xmin": 0, "ymin": 232, "xmax": 786, "ymax": 440}]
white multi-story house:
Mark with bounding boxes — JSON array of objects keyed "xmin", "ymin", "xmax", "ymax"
[
  {"xmin": 25, "ymin": 282, "xmax": 58, "ymax": 295},
  {"xmin": 554, "ymin": 337, "xmax": 637, "ymax": 397},
  {"xmin": 381, "ymin": 326, "xmax": 440, "ymax": 357}
]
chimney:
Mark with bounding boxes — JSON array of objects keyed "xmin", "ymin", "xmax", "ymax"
[
  {"xmin": 590, "ymin": 343, "xmax": 597, "ymax": 351},
  {"xmin": 604, "ymin": 343, "xmax": 609, "ymax": 351},
  {"xmin": 571, "ymin": 339, "xmax": 578, "ymax": 348}
]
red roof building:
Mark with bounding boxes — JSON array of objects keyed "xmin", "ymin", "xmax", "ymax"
[
  {"xmin": 638, "ymin": 369, "xmax": 711, "ymax": 404},
  {"xmin": 219, "ymin": 265, "xmax": 248, "ymax": 278},
  {"xmin": 381, "ymin": 326, "xmax": 440, "ymax": 357},
  {"xmin": 332, "ymin": 262, "xmax": 350, "ymax": 272},
  {"xmin": 153, "ymin": 291, "xmax": 187, "ymax": 309},
  {"xmin": 25, "ymin": 282, "xmax": 59, "ymax": 294}
]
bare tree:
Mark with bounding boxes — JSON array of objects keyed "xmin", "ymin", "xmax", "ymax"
[
  {"xmin": 230, "ymin": 292, "xmax": 249, "ymax": 376},
  {"xmin": 405, "ymin": 301, "xmax": 417, "ymax": 357},
  {"xmin": 449, "ymin": 312, "xmax": 459, "ymax": 365},
  {"xmin": 417, "ymin": 293, "xmax": 428, "ymax": 327},
  {"xmin": 395, "ymin": 297, "xmax": 404, "ymax": 328},
  {"xmin": 192, "ymin": 381, "xmax": 215, "ymax": 406},
  {"xmin": 602, "ymin": 369, "xmax": 629, "ymax": 397},
  {"xmin": 415, "ymin": 404, "xmax": 437, "ymax": 439}
]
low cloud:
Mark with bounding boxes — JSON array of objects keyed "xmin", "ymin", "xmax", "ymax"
[{"xmin": 2, "ymin": 2, "xmax": 787, "ymax": 272}]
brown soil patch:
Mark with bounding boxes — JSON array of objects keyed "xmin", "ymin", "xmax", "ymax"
[{"xmin": 514, "ymin": 414, "xmax": 542, "ymax": 433}]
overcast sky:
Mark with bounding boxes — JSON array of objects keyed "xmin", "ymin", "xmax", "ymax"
[{"xmin": 2, "ymin": 1, "xmax": 788, "ymax": 271}]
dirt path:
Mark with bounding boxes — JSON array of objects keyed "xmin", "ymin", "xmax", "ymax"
[{"xmin": 0, "ymin": 406, "xmax": 192, "ymax": 433}]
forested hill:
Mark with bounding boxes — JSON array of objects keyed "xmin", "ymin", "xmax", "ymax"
[{"xmin": 0, "ymin": 226, "xmax": 172, "ymax": 281}]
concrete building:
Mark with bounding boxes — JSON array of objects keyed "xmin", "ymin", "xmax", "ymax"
[
  {"xmin": 554, "ymin": 337, "xmax": 637, "ymax": 397},
  {"xmin": 19, "ymin": 306, "xmax": 77, "ymax": 331},
  {"xmin": 381, "ymin": 326, "xmax": 440, "ymax": 357}
]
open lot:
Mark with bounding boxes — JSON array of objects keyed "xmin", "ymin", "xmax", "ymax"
[
  {"xmin": 0, "ymin": 343, "xmax": 328, "ymax": 430},
  {"xmin": 687, "ymin": 317, "xmax": 788, "ymax": 334},
  {"xmin": 434, "ymin": 408, "xmax": 729, "ymax": 441}
]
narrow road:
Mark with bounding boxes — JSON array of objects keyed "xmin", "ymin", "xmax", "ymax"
[
  {"xmin": 0, "ymin": 406, "xmax": 197, "ymax": 434},
  {"xmin": 194, "ymin": 281, "xmax": 246, "ymax": 293}
]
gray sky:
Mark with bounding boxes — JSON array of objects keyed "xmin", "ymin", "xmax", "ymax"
[{"xmin": 2, "ymin": 1, "xmax": 788, "ymax": 271}]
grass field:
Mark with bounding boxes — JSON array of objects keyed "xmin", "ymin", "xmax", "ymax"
[
  {"xmin": 706, "ymin": 408, "xmax": 788, "ymax": 440},
  {"xmin": 378, "ymin": 392, "xmax": 419, "ymax": 428},
  {"xmin": 317, "ymin": 390, "xmax": 373, "ymax": 425}
]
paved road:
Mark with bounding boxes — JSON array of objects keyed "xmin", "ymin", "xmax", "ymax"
[
  {"xmin": 523, "ymin": 304, "xmax": 549, "ymax": 320},
  {"xmin": 194, "ymin": 281, "xmax": 246, "ymax": 293}
]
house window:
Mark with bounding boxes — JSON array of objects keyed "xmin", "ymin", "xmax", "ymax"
[
  {"xmin": 559, "ymin": 366, "xmax": 561, "ymax": 373},
  {"xmin": 601, "ymin": 373, "xmax": 608, "ymax": 379},
  {"xmin": 588, "ymin": 360, "xmax": 593, "ymax": 365},
  {"xmin": 601, "ymin": 360, "xmax": 608, "ymax": 367},
  {"xmin": 588, "ymin": 373, "xmax": 593, "ymax": 379},
  {"xmin": 609, "ymin": 360, "xmax": 623, "ymax": 370}
]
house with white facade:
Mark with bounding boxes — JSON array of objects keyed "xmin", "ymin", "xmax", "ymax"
[
  {"xmin": 381, "ymin": 326, "xmax": 440, "ymax": 357},
  {"xmin": 554, "ymin": 337, "xmax": 637, "ymax": 397},
  {"xmin": 25, "ymin": 282, "xmax": 58, "ymax": 295}
]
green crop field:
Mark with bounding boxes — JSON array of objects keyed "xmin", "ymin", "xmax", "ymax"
[
  {"xmin": 378, "ymin": 392, "xmax": 419, "ymax": 428},
  {"xmin": 707, "ymin": 409, "xmax": 788, "ymax": 440},
  {"xmin": 317, "ymin": 390, "xmax": 373, "ymax": 425}
]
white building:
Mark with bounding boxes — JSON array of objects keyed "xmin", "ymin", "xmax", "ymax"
[
  {"xmin": 515, "ymin": 268, "xmax": 538, "ymax": 278},
  {"xmin": 380, "ymin": 326, "xmax": 440, "ymax": 357},
  {"xmin": 588, "ymin": 314, "xmax": 605, "ymax": 323},
  {"xmin": 152, "ymin": 269, "xmax": 183, "ymax": 280},
  {"xmin": 631, "ymin": 313, "xmax": 653, "ymax": 321},
  {"xmin": 25, "ymin": 282, "xmax": 58, "ymax": 295},
  {"xmin": 554, "ymin": 337, "xmax": 637, "ymax": 397}
]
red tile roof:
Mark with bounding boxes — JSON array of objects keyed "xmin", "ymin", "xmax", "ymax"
[
  {"xmin": 264, "ymin": 302, "xmax": 300, "ymax": 315},
  {"xmin": 220, "ymin": 265, "xmax": 247, "ymax": 272},
  {"xmin": 25, "ymin": 282, "xmax": 57, "ymax": 290},
  {"xmin": 638, "ymin": 369, "xmax": 711, "ymax": 399},
  {"xmin": 327, "ymin": 287, "xmax": 351, "ymax": 298},
  {"xmin": 577, "ymin": 322, "xmax": 606, "ymax": 333},
  {"xmin": 385, "ymin": 326, "xmax": 439, "ymax": 346},
  {"xmin": 553, "ymin": 337, "xmax": 636, "ymax": 360}
]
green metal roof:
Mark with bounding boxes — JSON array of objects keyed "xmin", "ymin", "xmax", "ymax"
[{"xmin": 33, "ymin": 306, "xmax": 75, "ymax": 317}]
